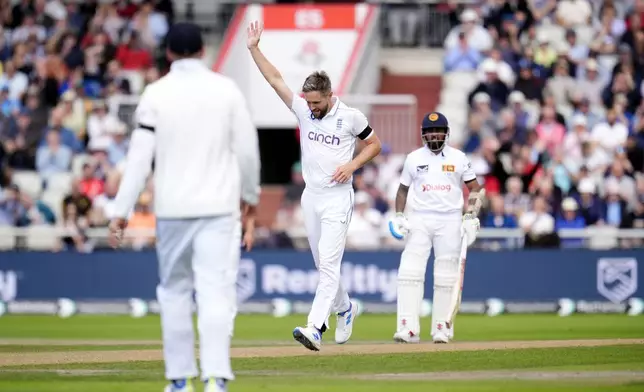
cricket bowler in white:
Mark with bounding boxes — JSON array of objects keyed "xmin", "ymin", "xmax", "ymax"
[
  {"xmin": 247, "ymin": 21, "xmax": 382, "ymax": 351},
  {"xmin": 108, "ymin": 23, "xmax": 261, "ymax": 392},
  {"xmin": 388, "ymin": 112, "xmax": 483, "ymax": 344}
]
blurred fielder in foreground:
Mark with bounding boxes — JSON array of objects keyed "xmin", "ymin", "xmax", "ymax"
[
  {"xmin": 108, "ymin": 23, "xmax": 261, "ymax": 392},
  {"xmin": 247, "ymin": 21, "xmax": 382, "ymax": 351},
  {"xmin": 388, "ymin": 112, "xmax": 483, "ymax": 344}
]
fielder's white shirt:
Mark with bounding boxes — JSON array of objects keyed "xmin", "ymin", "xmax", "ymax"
[
  {"xmin": 400, "ymin": 146, "xmax": 476, "ymax": 215},
  {"xmin": 113, "ymin": 59, "xmax": 261, "ymax": 219},
  {"xmin": 291, "ymin": 95, "xmax": 373, "ymax": 191}
]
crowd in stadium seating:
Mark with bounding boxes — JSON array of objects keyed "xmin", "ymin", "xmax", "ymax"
[
  {"xmin": 2, "ymin": 1, "xmax": 643, "ymax": 252},
  {"xmin": 339, "ymin": 0, "xmax": 643, "ymax": 251},
  {"xmin": 0, "ymin": 0, "xmax": 172, "ymax": 252},
  {"xmin": 272, "ymin": 0, "xmax": 644, "ymax": 251}
]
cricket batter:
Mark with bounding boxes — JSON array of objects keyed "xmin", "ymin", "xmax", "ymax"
[
  {"xmin": 246, "ymin": 21, "xmax": 382, "ymax": 351},
  {"xmin": 108, "ymin": 23, "xmax": 261, "ymax": 392},
  {"xmin": 388, "ymin": 112, "xmax": 483, "ymax": 344}
]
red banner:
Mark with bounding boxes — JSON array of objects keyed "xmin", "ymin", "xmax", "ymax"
[{"xmin": 262, "ymin": 5, "xmax": 356, "ymax": 30}]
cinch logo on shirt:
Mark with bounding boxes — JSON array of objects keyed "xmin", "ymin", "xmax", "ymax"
[
  {"xmin": 442, "ymin": 165, "xmax": 455, "ymax": 172},
  {"xmin": 422, "ymin": 184, "xmax": 452, "ymax": 192},
  {"xmin": 308, "ymin": 131, "xmax": 340, "ymax": 146}
]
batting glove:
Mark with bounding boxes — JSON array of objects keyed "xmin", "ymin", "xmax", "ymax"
[
  {"xmin": 461, "ymin": 213, "xmax": 480, "ymax": 247},
  {"xmin": 388, "ymin": 212, "xmax": 410, "ymax": 240}
]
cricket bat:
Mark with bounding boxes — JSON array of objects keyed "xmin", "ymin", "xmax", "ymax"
[{"xmin": 446, "ymin": 189, "xmax": 485, "ymax": 327}]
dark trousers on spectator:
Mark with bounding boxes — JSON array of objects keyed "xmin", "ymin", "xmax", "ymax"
[{"xmin": 524, "ymin": 233, "xmax": 560, "ymax": 249}]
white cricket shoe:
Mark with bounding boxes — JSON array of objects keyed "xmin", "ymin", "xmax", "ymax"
[
  {"xmin": 432, "ymin": 322, "xmax": 451, "ymax": 344},
  {"xmin": 164, "ymin": 379, "xmax": 194, "ymax": 392},
  {"xmin": 335, "ymin": 300, "xmax": 359, "ymax": 344},
  {"xmin": 204, "ymin": 378, "xmax": 227, "ymax": 392},
  {"xmin": 393, "ymin": 328, "xmax": 420, "ymax": 343},
  {"xmin": 293, "ymin": 323, "xmax": 322, "ymax": 351}
]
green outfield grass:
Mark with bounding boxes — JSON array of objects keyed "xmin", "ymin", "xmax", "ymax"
[
  {"xmin": 1, "ymin": 346, "xmax": 643, "ymax": 391},
  {"xmin": 0, "ymin": 314, "xmax": 643, "ymax": 391},
  {"xmin": 1, "ymin": 313, "xmax": 643, "ymax": 342}
]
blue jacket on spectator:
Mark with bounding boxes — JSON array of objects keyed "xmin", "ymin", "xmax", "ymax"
[
  {"xmin": 572, "ymin": 193, "xmax": 604, "ymax": 226},
  {"xmin": 39, "ymin": 127, "xmax": 83, "ymax": 153},
  {"xmin": 555, "ymin": 215, "xmax": 586, "ymax": 248}
]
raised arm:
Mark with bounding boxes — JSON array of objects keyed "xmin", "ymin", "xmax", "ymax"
[{"xmin": 246, "ymin": 21, "xmax": 294, "ymax": 109}]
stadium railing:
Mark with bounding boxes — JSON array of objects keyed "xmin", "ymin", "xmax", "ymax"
[{"xmin": 1, "ymin": 227, "xmax": 643, "ymax": 251}]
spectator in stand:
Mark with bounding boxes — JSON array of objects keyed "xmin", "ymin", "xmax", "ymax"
[
  {"xmin": 63, "ymin": 177, "xmax": 93, "ymax": 217},
  {"xmin": 555, "ymin": 197, "xmax": 586, "ymax": 248},
  {"xmin": 347, "ymin": 191, "xmax": 382, "ymax": 250},
  {"xmin": 86, "ymin": 100, "xmax": 119, "ymax": 150},
  {"xmin": 126, "ymin": 190, "xmax": 155, "ymax": 250},
  {"xmin": 444, "ymin": 31, "xmax": 481, "ymax": 72},
  {"xmin": 78, "ymin": 162, "xmax": 104, "ymax": 201},
  {"xmin": 482, "ymin": 193, "xmax": 518, "ymax": 249},
  {"xmin": 468, "ymin": 60, "xmax": 509, "ymax": 112},
  {"xmin": 35, "ymin": 128, "xmax": 71, "ymax": 183},
  {"xmin": 56, "ymin": 201, "xmax": 91, "ymax": 253},
  {"xmin": 116, "ymin": 30, "xmax": 152, "ymax": 71},
  {"xmin": 573, "ymin": 177, "xmax": 604, "ymax": 226},
  {"xmin": 0, "ymin": 184, "xmax": 23, "ymax": 226},
  {"xmin": 107, "ymin": 120, "xmax": 129, "ymax": 167},
  {"xmin": 535, "ymin": 106, "xmax": 566, "ymax": 155},
  {"xmin": 0, "ymin": 60, "xmax": 28, "ymax": 101},
  {"xmin": 3, "ymin": 109, "xmax": 38, "ymax": 170},
  {"xmin": 591, "ymin": 108, "xmax": 629, "ymax": 155},
  {"xmin": 602, "ymin": 180, "xmax": 630, "ymax": 227},
  {"xmin": 15, "ymin": 192, "xmax": 55, "ymax": 227},
  {"xmin": 444, "ymin": 9, "xmax": 493, "ymax": 53},
  {"xmin": 519, "ymin": 195, "xmax": 558, "ymax": 248},
  {"xmin": 91, "ymin": 170, "xmax": 121, "ymax": 227}
]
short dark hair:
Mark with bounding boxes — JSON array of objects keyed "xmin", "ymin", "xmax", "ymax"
[{"xmin": 302, "ymin": 71, "xmax": 332, "ymax": 94}]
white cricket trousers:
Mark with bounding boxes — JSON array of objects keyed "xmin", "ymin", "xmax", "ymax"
[
  {"xmin": 301, "ymin": 186, "xmax": 353, "ymax": 330},
  {"xmin": 156, "ymin": 214, "xmax": 238, "ymax": 381},
  {"xmin": 397, "ymin": 211, "xmax": 461, "ymax": 336}
]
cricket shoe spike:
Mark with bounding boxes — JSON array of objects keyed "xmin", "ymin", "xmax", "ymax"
[
  {"xmin": 335, "ymin": 300, "xmax": 359, "ymax": 344},
  {"xmin": 393, "ymin": 328, "xmax": 420, "ymax": 343},
  {"xmin": 293, "ymin": 323, "xmax": 322, "ymax": 351},
  {"xmin": 204, "ymin": 378, "xmax": 227, "ymax": 392},
  {"xmin": 164, "ymin": 379, "xmax": 194, "ymax": 392}
]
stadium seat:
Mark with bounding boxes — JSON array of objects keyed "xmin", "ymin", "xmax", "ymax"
[
  {"xmin": 47, "ymin": 172, "xmax": 73, "ymax": 195},
  {"xmin": 12, "ymin": 171, "xmax": 43, "ymax": 199},
  {"xmin": 40, "ymin": 190, "xmax": 65, "ymax": 222},
  {"xmin": 0, "ymin": 226, "xmax": 16, "ymax": 250},
  {"xmin": 24, "ymin": 225, "xmax": 60, "ymax": 251},
  {"xmin": 440, "ymin": 89, "xmax": 469, "ymax": 107},
  {"xmin": 443, "ymin": 72, "xmax": 478, "ymax": 92}
]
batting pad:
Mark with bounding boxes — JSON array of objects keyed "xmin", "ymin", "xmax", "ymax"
[
  {"xmin": 432, "ymin": 255, "xmax": 459, "ymax": 335},
  {"xmin": 396, "ymin": 269, "xmax": 425, "ymax": 334}
]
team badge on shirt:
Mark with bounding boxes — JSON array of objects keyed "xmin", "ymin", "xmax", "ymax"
[
  {"xmin": 416, "ymin": 165, "xmax": 429, "ymax": 173},
  {"xmin": 336, "ymin": 118, "xmax": 343, "ymax": 131},
  {"xmin": 442, "ymin": 165, "xmax": 455, "ymax": 172}
]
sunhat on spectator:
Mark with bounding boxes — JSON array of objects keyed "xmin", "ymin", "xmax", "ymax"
[
  {"xmin": 578, "ymin": 178, "xmax": 596, "ymax": 194},
  {"xmin": 473, "ymin": 92, "xmax": 491, "ymax": 104},
  {"xmin": 508, "ymin": 91, "xmax": 525, "ymax": 104},
  {"xmin": 572, "ymin": 114, "xmax": 587, "ymax": 127},
  {"xmin": 562, "ymin": 197, "xmax": 578, "ymax": 211},
  {"xmin": 460, "ymin": 9, "xmax": 478, "ymax": 23}
]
